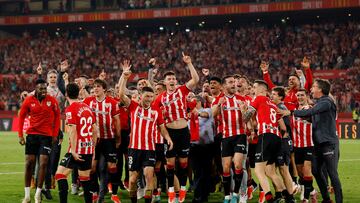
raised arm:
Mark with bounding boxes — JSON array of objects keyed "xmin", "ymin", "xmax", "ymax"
[
  {"xmin": 301, "ymin": 57, "xmax": 313, "ymax": 92},
  {"xmin": 57, "ymin": 60, "xmax": 69, "ymax": 95},
  {"xmin": 183, "ymin": 52, "xmax": 200, "ymax": 90},
  {"xmin": 260, "ymin": 61, "xmax": 275, "ymax": 89},
  {"xmin": 118, "ymin": 60, "xmax": 132, "ymax": 107}
]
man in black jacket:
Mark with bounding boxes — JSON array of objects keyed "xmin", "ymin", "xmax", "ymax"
[{"xmin": 286, "ymin": 79, "xmax": 342, "ymax": 203}]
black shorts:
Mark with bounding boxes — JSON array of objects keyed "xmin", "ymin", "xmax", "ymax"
[
  {"xmin": 95, "ymin": 138, "xmax": 117, "ymax": 163},
  {"xmin": 128, "ymin": 149, "xmax": 156, "ymax": 171},
  {"xmin": 221, "ymin": 134, "xmax": 247, "ymax": 157},
  {"xmin": 247, "ymin": 143, "xmax": 257, "ymax": 168},
  {"xmin": 155, "ymin": 144, "xmax": 166, "ymax": 163},
  {"xmin": 255, "ymin": 133, "xmax": 282, "ymax": 164},
  {"xmin": 59, "ymin": 153, "xmax": 92, "ymax": 171},
  {"xmin": 119, "ymin": 130, "xmax": 130, "ymax": 154},
  {"xmin": 294, "ymin": 147, "xmax": 314, "ymax": 165},
  {"xmin": 25, "ymin": 134, "xmax": 52, "ymax": 155},
  {"xmin": 276, "ymin": 136, "xmax": 292, "ymax": 166},
  {"xmin": 165, "ymin": 127, "xmax": 190, "ymax": 158}
]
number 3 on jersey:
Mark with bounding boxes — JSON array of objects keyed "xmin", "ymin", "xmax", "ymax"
[{"xmin": 80, "ymin": 117, "xmax": 93, "ymax": 137}]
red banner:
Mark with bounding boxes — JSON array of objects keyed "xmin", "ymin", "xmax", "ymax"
[
  {"xmin": 312, "ymin": 69, "xmax": 348, "ymax": 79},
  {"xmin": 0, "ymin": 0, "xmax": 359, "ymax": 25}
]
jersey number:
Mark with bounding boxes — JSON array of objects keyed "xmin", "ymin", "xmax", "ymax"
[
  {"xmin": 270, "ymin": 108, "xmax": 277, "ymax": 123},
  {"xmin": 80, "ymin": 117, "xmax": 93, "ymax": 137}
]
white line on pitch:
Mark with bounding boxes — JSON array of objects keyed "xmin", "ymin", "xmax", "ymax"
[
  {"xmin": 0, "ymin": 172, "xmax": 23, "ymax": 175},
  {"xmin": 0, "ymin": 162, "xmax": 23, "ymax": 165},
  {"xmin": 340, "ymin": 159, "xmax": 360, "ymax": 162}
]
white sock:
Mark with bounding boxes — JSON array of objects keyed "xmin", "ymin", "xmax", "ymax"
[
  {"xmin": 24, "ymin": 187, "xmax": 30, "ymax": 199},
  {"xmin": 35, "ymin": 187, "xmax": 42, "ymax": 197},
  {"xmin": 168, "ymin": 187, "xmax": 174, "ymax": 192},
  {"xmin": 224, "ymin": 195, "xmax": 231, "ymax": 200},
  {"xmin": 180, "ymin": 186, "xmax": 186, "ymax": 191}
]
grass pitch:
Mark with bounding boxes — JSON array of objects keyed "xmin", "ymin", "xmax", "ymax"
[{"xmin": 0, "ymin": 131, "xmax": 359, "ymax": 202}]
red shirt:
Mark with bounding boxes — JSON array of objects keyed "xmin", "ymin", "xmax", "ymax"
[
  {"xmin": 83, "ymin": 96, "xmax": 120, "ymax": 139},
  {"xmin": 263, "ymin": 68, "xmax": 313, "ymax": 111},
  {"xmin": 213, "ymin": 94, "xmax": 246, "ymax": 138},
  {"xmin": 65, "ymin": 102, "xmax": 96, "ymax": 155},
  {"xmin": 155, "ymin": 106, "xmax": 166, "ymax": 144},
  {"xmin": 128, "ymin": 100, "xmax": 164, "ymax": 151},
  {"xmin": 19, "ymin": 95, "xmax": 60, "ymax": 137},
  {"xmin": 250, "ymin": 95, "xmax": 281, "ymax": 137},
  {"xmin": 153, "ymin": 84, "xmax": 191, "ymax": 124},
  {"xmin": 187, "ymin": 100, "xmax": 200, "ymax": 142},
  {"xmin": 211, "ymin": 93, "xmax": 224, "ymax": 135},
  {"xmin": 119, "ymin": 106, "xmax": 130, "ymax": 130},
  {"xmin": 291, "ymin": 105, "xmax": 313, "ymax": 148}
]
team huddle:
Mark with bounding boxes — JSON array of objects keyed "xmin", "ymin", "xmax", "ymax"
[{"xmin": 18, "ymin": 53, "xmax": 342, "ymax": 203}]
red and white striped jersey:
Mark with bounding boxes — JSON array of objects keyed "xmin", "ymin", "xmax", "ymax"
[
  {"xmin": 213, "ymin": 94, "xmax": 246, "ymax": 138},
  {"xmin": 291, "ymin": 105, "xmax": 313, "ymax": 148},
  {"xmin": 153, "ymin": 84, "xmax": 191, "ymax": 124},
  {"xmin": 128, "ymin": 100, "xmax": 165, "ymax": 150},
  {"xmin": 155, "ymin": 106, "xmax": 165, "ymax": 144},
  {"xmin": 250, "ymin": 95, "xmax": 281, "ymax": 137},
  {"xmin": 211, "ymin": 93, "xmax": 224, "ymax": 135},
  {"xmin": 65, "ymin": 102, "xmax": 95, "ymax": 155},
  {"xmin": 83, "ymin": 96, "xmax": 119, "ymax": 139}
]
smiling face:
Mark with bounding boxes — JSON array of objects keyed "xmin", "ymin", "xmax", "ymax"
[
  {"xmin": 223, "ymin": 77, "xmax": 236, "ymax": 95},
  {"xmin": 164, "ymin": 75, "xmax": 177, "ymax": 92},
  {"xmin": 141, "ymin": 91, "xmax": 155, "ymax": 108},
  {"xmin": 35, "ymin": 83, "xmax": 47, "ymax": 100},
  {"xmin": 288, "ymin": 75, "xmax": 300, "ymax": 89},
  {"xmin": 296, "ymin": 90, "xmax": 307, "ymax": 105},
  {"xmin": 210, "ymin": 80, "xmax": 221, "ymax": 95},
  {"xmin": 93, "ymin": 83, "xmax": 105, "ymax": 98},
  {"xmin": 47, "ymin": 72, "xmax": 57, "ymax": 86},
  {"xmin": 311, "ymin": 82, "xmax": 322, "ymax": 99}
]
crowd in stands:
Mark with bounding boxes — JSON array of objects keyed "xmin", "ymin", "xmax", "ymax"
[{"xmin": 0, "ymin": 21, "xmax": 359, "ymax": 111}]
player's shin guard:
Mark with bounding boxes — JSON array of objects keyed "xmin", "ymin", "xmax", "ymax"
[
  {"xmin": 144, "ymin": 189, "xmax": 152, "ymax": 203},
  {"xmin": 55, "ymin": 174, "xmax": 68, "ymax": 203},
  {"xmin": 166, "ymin": 164, "xmax": 175, "ymax": 188},
  {"xmin": 223, "ymin": 172, "xmax": 231, "ymax": 196},
  {"xmin": 178, "ymin": 162, "xmax": 188, "ymax": 187},
  {"xmin": 303, "ymin": 176, "xmax": 314, "ymax": 199},
  {"xmin": 79, "ymin": 176, "xmax": 91, "ymax": 203},
  {"xmin": 234, "ymin": 168, "xmax": 244, "ymax": 194}
]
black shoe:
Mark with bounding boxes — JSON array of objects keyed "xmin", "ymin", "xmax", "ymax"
[{"xmin": 41, "ymin": 189, "xmax": 53, "ymax": 200}]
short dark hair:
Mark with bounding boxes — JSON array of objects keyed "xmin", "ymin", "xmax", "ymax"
[
  {"xmin": 221, "ymin": 75, "xmax": 234, "ymax": 84},
  {"xmin": 141, "ymin": 86, "xmax": 154, "ymax": 93},
  {"xmin": 239, "ymin": 75, "xmax": 251, "ymax": 85},
  {"xmin": 66, "ymin": 83, "xmax": 80, "ymax": 99},
  {"xmin": 156, "ymin": 82, "xmax": 165, "ymax": 88},
  {"xmin": 297, "ymin": 88, "xmax": 307, "ymax": 94},
  {"xmin": 315, "ymin": 79, "xmax": 331, "ymax": 95},
  {"xmin": 35, "ymin": 78, "xmax": 47, "ymax": 85},
  {"xmin": 209, "ymin": 76, "xmax": 221, "ymax": 84},
  {"xmin": 163, "ymin": 71, "xmax": 176, "ymax": 79},
  {"xmin": 233, "ymin": 74, "xmax": 241, "ymax": 79},
  {"xmin": 94, "ymin": 79, "xmax": 107, "ymax": 90},
  {"xmin": 289, "ymin": 74, "xmax": 300, "ymax": 81},
  {"xmin": 272, "ymin": 86, "xmax": 286, "ymax": 100},
  {"xmin": 137, "ymin": 78, "xmax": 147, "ymax": 84},
  {"xmin": 254, "ymin": 80, "xmax": 269, "ymax": 90},
  {"xmin": 194, "ymin": 95, "xmax": 205, "ymax": 107}
]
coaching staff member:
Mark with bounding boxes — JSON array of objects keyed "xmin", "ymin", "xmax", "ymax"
[{"xmin": 284, "ymin": 79, "xmax": 342, "ymax": 203}]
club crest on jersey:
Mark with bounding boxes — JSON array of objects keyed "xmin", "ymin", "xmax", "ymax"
[
  {"xmin": 105, "ymin": 103, "xmax": 111, "ymax": 108},
  {"xmin": 46, "ymin": 101, "xmax": 51, "ymax": 107},
  {"xmin": 66, "ymin": 112, "xmax": 72, "ymax": 120}
]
